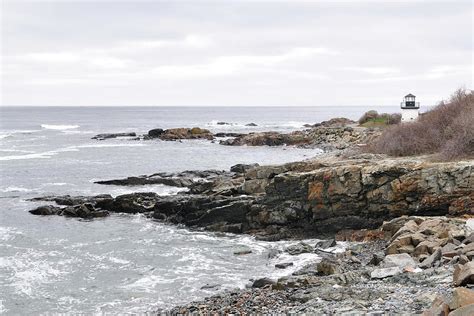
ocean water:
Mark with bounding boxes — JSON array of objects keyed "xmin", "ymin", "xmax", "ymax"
[{"xmin": 0, "ymin": 106, "xmax": 397, "ymax": 314}]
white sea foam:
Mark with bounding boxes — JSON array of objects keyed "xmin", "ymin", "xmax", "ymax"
[
  {"xmin": 0, "ymin": 149, "xmax": 35, "ymax": 153},
  {"xmin": 0, "ymin": 186, "xmax": 32, "ymax": 193},
  {"xmin": 0, "ymin": 300, "xmax": 7, "ymax": 314},
  {"xmin": 0, "ymin": 147, "xmax": 79, "ymax": 161},
  {"xmin": 75, "ymin": 143, "xmax": 146, "ymax": 148},
  {"xmin": 0, "ymin": 227, "xmax": 24, "ymax": 241},
  {"xmin": 41, "ymin": 124, "xmax": 80, "ymax": 130},
  {"xmin": 0, "ymin": 133, "xmax": 12, "ymax": 140}
]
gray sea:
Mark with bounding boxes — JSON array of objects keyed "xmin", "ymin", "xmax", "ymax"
[{"xmin": 0, "ymin": 105, "xmax": 397, "ymax": 314}]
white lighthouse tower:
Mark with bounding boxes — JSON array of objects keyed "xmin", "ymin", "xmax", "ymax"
[{"xmin": 401, "ymin": 93, "xmax": 420, "ymax": 123}]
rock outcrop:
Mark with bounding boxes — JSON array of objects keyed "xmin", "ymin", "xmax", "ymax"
[
  {"xmin": 92, "ymin": 132, "xmax": 137, "ymax": 140},
  {"xmin": 29, "ymin": 154, "xmax": 473, "ymax": 239},
  {"xmin": 220, "ymin": 126, "xmax": 380, "ymax": 150},
  {"xmin": 151, "ymin": 127, "xmax": 214, "ymax": 141}
]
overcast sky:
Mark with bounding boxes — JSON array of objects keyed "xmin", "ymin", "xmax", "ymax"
[{"xmin": 1, "ymin": 0, "xmax": 472, "ymax": 106}]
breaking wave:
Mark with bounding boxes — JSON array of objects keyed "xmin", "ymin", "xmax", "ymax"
[{"xmin": 41, "ymin": 124, "xmax": 80, "ymax": 130}]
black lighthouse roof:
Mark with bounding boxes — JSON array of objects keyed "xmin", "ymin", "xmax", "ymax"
[{"xmin": 405, "ymin": 93, "xmax": 416, "ymax": 98}]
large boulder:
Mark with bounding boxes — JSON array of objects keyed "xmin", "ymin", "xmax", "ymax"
[{"xmin": 454, "ymin": 262, "xmax": 474, "ymax": 286}]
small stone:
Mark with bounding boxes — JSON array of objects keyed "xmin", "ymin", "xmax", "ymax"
[
  {"xmin": 275, "ymin": 262, "xmax": 294, "ymax": 269},
  {"xmin": 370, "ymin": 267, "xmax": 402, "ymax": 279}
]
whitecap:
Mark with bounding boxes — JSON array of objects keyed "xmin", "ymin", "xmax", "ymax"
[
  {"xmin": 75, "ymin": 143, "xmax": 146, "ymax": 148},
  {"xmin": 41, "ymin": 124, "xmax": 80, "ymax": 130},
  {"xmin": 0, "ymin": 147, "xmax": 79, "ymax": 161},
  {"xmin": 0, "ymin": 186, "xmax": 32, "ymax": 193}
]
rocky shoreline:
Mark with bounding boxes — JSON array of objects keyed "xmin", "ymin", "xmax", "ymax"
[{"xmin": 27, "ymin": 118, "xmax": 474, "ymax": 314}]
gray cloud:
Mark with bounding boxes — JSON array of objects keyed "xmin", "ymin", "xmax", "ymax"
[{"xmin": 1, "ymin": 0, "xmax": 472, "ymax": 106}]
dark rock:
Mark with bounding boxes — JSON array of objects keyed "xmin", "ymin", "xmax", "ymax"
[
  {"xmin": 275, "ymin": 262, "xmax": 294, "ymax": 269},
  {"xmin": 148, "ymin": 128, "xmax": 164, "ymax": 138},
  {"xmin": 251, "ymin": 278, "xmax": 275, "ymax": 288},
  {"xmin": 214, "ymin": 132, "xmax": 245, "ymax": 138},
  {"xmin": 245, "ymin": 123, "xmax": 258, "ymax": 126},
  {"xmin": 29, "ymin": 205, "xmax": 62, "ymax": 215},
  {"xmin": 314, "ymin": 239, "xmax": 337, "ymax": 249},
  {"xmin": 92, "ymin": 132, "xmax": 136, "ymax": 140}
]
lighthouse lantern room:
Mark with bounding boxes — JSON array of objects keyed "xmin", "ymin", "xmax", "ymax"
[{"xmin": 400, "ymin": 93, "xmax": 420, "ymax": 122}]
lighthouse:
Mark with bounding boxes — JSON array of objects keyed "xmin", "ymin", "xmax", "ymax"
[{"xmin": 400, "ymin": 93, "xmax": 420, "ymax": 123}]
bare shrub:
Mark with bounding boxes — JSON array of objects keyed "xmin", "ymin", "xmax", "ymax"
[
  {"xmin": 358, "ymin": 111, "xmax": 401, "ymax": 125},
  {"xmin": 368, "ymin": 88, "xmax": 474, "ymax": 160},
  {"xmin": 358, "ymin": 110, "xmax": 379, "ymax": 124}
]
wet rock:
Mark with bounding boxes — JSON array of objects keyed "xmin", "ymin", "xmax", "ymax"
[
  {"xmin": 158, "ymin": 127, "xmax": 214, "ymax": 141},
  {"xmin": 233, "ymin": 247, "xmax": 252, "ymax": 255},
  {"xmin": 275, "ymin": 262, "xmax": 294, "ymax": 269},
  {"xmin": 200, "ymin": 284, "xmax": 220, "ymax": 290},
  {"xmin": 285, "ymin": 242, "xmax": 314, "ymax": 255},
  {"xmin": 29, "ymin": 205, "xmax": 62, "ymax": 215},
  {"xmin": 314, "ymin": 239, "xmax": 336, "ymax": 249},
  {"xmin": 245, "ymin": 123, "xmax": 258, "ymax": 127},
  {"xmin": 92, "ymin": 132, "xmax": 136, "ymax": 140},
  {"xmin": 251, "ymin": 278, "xmax": 275, "ymax": 288}
]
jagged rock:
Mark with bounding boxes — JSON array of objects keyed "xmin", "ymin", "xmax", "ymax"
[
  {"xmin": 419, "ymin": 248, "xmax": 442, "ymax": 269},
  {"xmin": 453, "ymin": 262, "xmax": 474, "ymax": 286}
]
